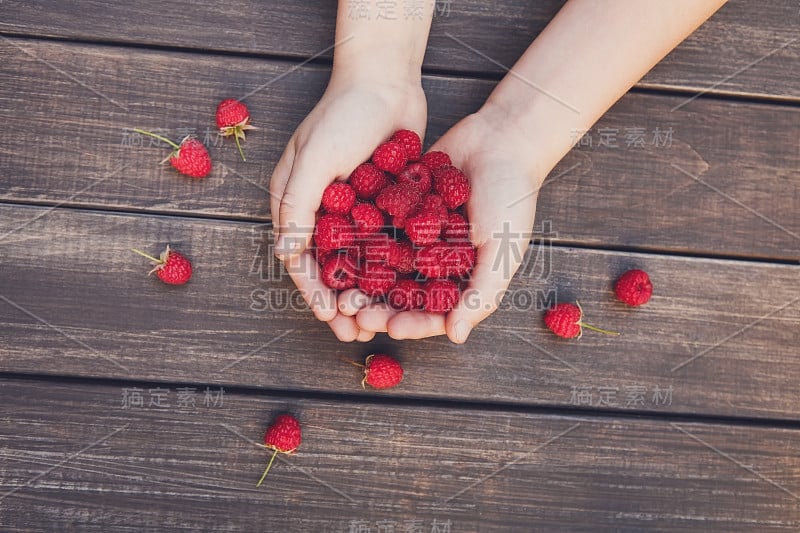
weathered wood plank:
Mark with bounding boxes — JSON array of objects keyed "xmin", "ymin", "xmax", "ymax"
[
  {"xmin": 1, "ymin": 206, "xmax": 798, "ymax": 419},
  {"xmin": 1, "ymin": 0, "xmax": 798, "ymax": 99},
  {"xmin": 1, "ymin": 379, "xmax": 798, "ymax": 532},
  {"xmin": 0, "ymin": 39, "xmax": 798, "ymax": 260}
]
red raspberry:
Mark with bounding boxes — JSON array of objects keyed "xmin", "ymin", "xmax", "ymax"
[
  {"xmin": 171, "ymin": 137, "xmax": 212, "ymax": 179},
  {"xmin": 615, "ymin": 269, "xmax": 653, "ymax": 306},
  {"xmin": 423, "ymin": 279, "xmax": 460, "ymax": 313},
  {"xmin": 314, "ymin": 214, "xmax": 355, "ymax": 251},
  {"xmin": 543, "ymin": 303, "xmax": 582, "ymax": 339},
  {"xmin": 391, "ymin": 129, "xmax": 423, "ymax": 161},
  {"xmin": 321, "ymin": 254, "xmax": 359, "ymax": 290},
  {"xmin": 132, "ymin": 245, "xmax": 193, "ymax": 285},
  {"xmin": 404, "ymin": 211, "xmax": 442, "ymax": 245},
  {"xmin": 433, "ymin": 165, "xmax": 471, "ymax": 209},
  {"xmin": 321, "ymin": 182, "xmax": 356, "ymax": 215},
  {"xmin": 315, "ymin": 247, "xmax": 335, "ymax": 266},
  {"xmin": 443, "ymin": 213, "xmax": 470, "ymax": 241},
  {"xmin": 386, "ymin": 239, "xmax": 414, "ymax": 273},
  {"xmin": 363, "ymin": 354, "xmax": 404, "ymax": 389},
  {"xmin": 376, "ymin": 183, "xmax": 421, "ymax": 219},
  {"xmin": 419, "ymin": 194, "xmax": 449, "ymax": 223},
  {"xmin": 372, "ymin": 141, "xmax": 408, "ymax": 174},
  {"xmin": 420, "ymin": 151, "xmax": 452, "ymax": 171},
  {"xmin": 349, "ymin": 163, "xmax": 389, "ymax": 200},
  {"xmin": 358, "ymin": 262, "xmax": 397, "ymax": 296},
  {"xmin": 360, "ymin": 232, "xmax": 392, "ymax": 264},
  {"xmin": 392, "ymin": 213, "xmax": 408, "ymax": 229},
  {"xmin": 544, "ymin": 302, "xmax": 619, "ymax": 339},
  {"xmin": 257, "ymin": 413, "xmax": 302, "ymax": 487},
  {"xmin": 396, "ymin": 162, "xmax": 433, "ymax": 194},
  {"xmin": 387, "ymin": 279, "xmax": 425, "ymax": 311},
  {"xmin": 414, "ymin": 242, "xmax": 476, "ymax": 278},
  {"xmin": 351, "ymin": 202, "xmax": 385, "ymax": 234}
]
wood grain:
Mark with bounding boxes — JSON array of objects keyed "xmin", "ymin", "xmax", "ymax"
[
  {"xmin": 1, "ymin": 379, "xmax": 798, "ymax": 532},
  {"xmin": 1, "ymin": 205, "xmax": 798, "ymax": 419},
  {"xmin": 1, "ymin": 0, "xmax": 798, "ymax": 99},
  {"xmin": 0, "ymin": 39, "xmax": 798, "ymax": 260}
]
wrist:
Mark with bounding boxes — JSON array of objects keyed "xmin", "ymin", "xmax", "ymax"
[
  {"xmin": 471, "ymin": 100, "xmax": 559, "ymax": 186},
  {"xmin": 331, "ymin": 45, "xmax": 423, "ymax": 89}
]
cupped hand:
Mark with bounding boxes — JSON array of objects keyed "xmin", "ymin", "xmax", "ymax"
[
  {"xmin": 270, "ymin": 76, "xmax": 427, "ymax": 342},
  {"xmin": 356, "ymin": 108, "xmax": 549, "ymax": 343}
]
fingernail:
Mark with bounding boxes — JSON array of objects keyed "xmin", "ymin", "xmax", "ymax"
[
  {"xmin": 275, "ymin": 235, "xmax": 302, "ymax": 258},
  {"xmin": 453, "ymin": 320, "xmax": 472, "ymax": 343},
  {"xmin": 274, "ymin": 236, "xmax": 287, "ymax": 258}
]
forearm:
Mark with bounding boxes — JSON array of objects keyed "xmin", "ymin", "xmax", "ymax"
[
  {"xmin": 332, "ymin": 1, "xmax": 434, "ymax": 85},
  {"xmin": 483, "ymin": 0, "xmax": 727, "ymax": 176}
]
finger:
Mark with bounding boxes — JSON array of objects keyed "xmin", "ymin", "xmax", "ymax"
[
  {"xmin": 445, "ymin": 236, "xmax": 525, "ymax": 344},
  {"xmin": 275, "ymin": 155, "xmax": 329, "ymax": 260},
  {"xmin": 355, "ymin": 302, "xmax": 397, "ymax": 333},
  {"xmin": 356, "ymin": 328, "xmax": 376, "ymax": 343},
  {"xmin": 387, "ymin": 311, "xmax": 446, "ymax": 340},
  {"xmin": 338, "ymin": 289, "xmax": 370, "ymax": 317},
  {"xmin": 326, "ymin": 314, "xmax": 360, "ymax": 342},
  {"xmin": 269, "ymin": 141, "xmax": 296, "ymax": 243},
  {"xmin": 284, "ymin": 251, "xmax": 337, "ymax": 322}
]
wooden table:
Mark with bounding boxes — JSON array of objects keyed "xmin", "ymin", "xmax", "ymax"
[{"xmin": 1, "ymin": 1, "xmax": 798, "ymax": 531}]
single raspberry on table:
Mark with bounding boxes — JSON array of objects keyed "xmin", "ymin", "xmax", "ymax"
[
  {"xmin": 134, "ymin": 129, "xmax": 212, "ymax": 179},
  {"xmin": 321, "ymin": 182, "xmax": 356, "ymax": 215},
  {"xmin": 543, "ymin": 302, "xmax": 619, "ymax": 339},
  {"xmin": 314, "ymin": 214, "xmax": 355, "ymax": 251},
  {"xmin": 350, "ymin": 202, "xmax": 385, "ymax": 234},
  {"xmin": 396, "ymin": 162, "xmax": 432, "ymax": 194},
  {"xmin": 215, "ymin": 98, "xmax": 256, "ymax": 161},
  {"xmin": 321, "ymin": 254, "xmax": 359, "ymax": 290},
  {"xmin": 423, "ymin": 279, "xmax": 460, "ymax": 313},
  {"xmin": 404, "ymin": 211, "xmax": 442, "ymax": 245},
  {"xmin": 387, "ymin": 279, "xmax": 425, "ymax": 311},
  {"xmin": 615, "ymin": 269, "xmax": 653, "ymax": 306},
  {"xmin": 257, "ymin": 414, "xmax": 302, "ymax": 487},
  {"xmin": 131, "ymin": 245, "xmax": 193, "ymax": 285},
  {"xmin": 391, "ymin": 129, "xmax": 423, "ymax": 161},
  {"xmin": 363, "ymin": 354, "xmax": 404, "ymax": 389},
  {"xmin": 358, "ymin": 262, "xmax": 397, "ymax": 296},
  {"xmin": 420, "ymin": 151, "xmax": 452, "ymax": 171},
  {"xmin": 433, "ymin": 165, "xmax": 471, "ymax": 209},
  {"xmin": 372, "ymin": 141, "xmax": 408, "ymax": 174},
  {"xmin": 349, "ymin": 163, "xmax": 389, "ymax": 200},
  {"xmin": 376, "ymin": 183, "xmax": 421, "ymax": 219},
  {"xmin": 414, "ymin": 242, "xmax": 475, "ymax": 279}
]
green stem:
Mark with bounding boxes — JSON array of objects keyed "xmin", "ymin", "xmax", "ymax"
[
  {"xmin": 234, "ymin": 133, "xmax": 246, "ymax": 162},
  {"xmin": 256, "ymin": 449, "xmax": 278, "ymax": 487},
  {"xmin": 133, "ymin": 128, "xmax": 180, "ymax": 150},
  {"xmin": 580, "ymin": 322, "xmax": 620, "ymax": 336},
  {"xmin": 130, "ymin": 248, "xmax": 161, "ymax": 264}
]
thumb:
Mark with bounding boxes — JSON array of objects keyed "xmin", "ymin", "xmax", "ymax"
[{"xmin": 274, "ymin": 156, "xmax": 328, "ymax": 260}]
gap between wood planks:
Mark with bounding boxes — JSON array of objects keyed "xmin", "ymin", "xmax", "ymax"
[
  {"xmin": 2, "ymin": 31, "xmax": 799, "ymax": 107},
  {"xmin": 2, "ymin": 371, "xmax": 800, "ymax": 431}
]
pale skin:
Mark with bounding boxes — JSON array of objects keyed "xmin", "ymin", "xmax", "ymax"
[{"xmin": 270, "ymin": 0, "xmax": 728, "ymax": 344}]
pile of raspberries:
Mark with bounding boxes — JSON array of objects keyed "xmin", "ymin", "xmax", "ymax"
[{"xmin": 313, "ymin": 130, "xmax": 475, "ymax": 314}]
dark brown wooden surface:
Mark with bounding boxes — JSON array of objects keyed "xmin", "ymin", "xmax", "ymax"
[
  {"xmin": 1, "ymin": 380, "xmax": 799, "ymax": 532},
  {"xmin": 1, "ymin": 1, "xmax": 799, "ymax": 531},
  {"xmin": 1, "ymin": 38, "xmax": 798, "ymax": 260},
  {"xmin": 2, "ymin": 0, "xmax": 798, "ymax": 99},
  {"xmin": 1, "ymin": 204, "xmax": 798, "ymax": 420}
]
